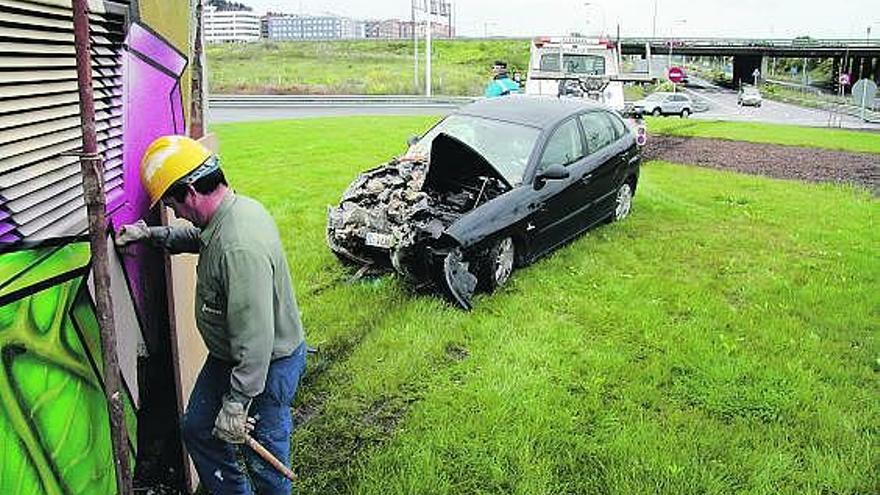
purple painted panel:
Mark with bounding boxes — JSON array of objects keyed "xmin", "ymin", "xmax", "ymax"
[
  {"xmin": 116, "ymin": 24, "xmax": 188, "ymax": 230},
  {"xmin": 0, "ymin": 233, "xmax": 20, "ymax": 244},
  {"xmin": 126, "ymin": 23, "xmax": 187, "ymax": 77}
]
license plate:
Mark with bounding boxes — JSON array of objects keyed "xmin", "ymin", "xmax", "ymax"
[{"xmin": 365, "ymin": 232, "xmax": 393, "ymax": 249}]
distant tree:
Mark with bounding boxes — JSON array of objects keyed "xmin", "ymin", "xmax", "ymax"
[{"xmin": 207, "ymin": 0, "xmax": 252, "ymax": 11}]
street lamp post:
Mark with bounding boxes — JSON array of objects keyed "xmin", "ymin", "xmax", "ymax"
[{"xmin": 583, "ymin": 2, "xmax": 606, "ymax": 37}]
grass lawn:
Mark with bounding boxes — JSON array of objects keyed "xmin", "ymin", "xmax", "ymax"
[
  {"xmin": 646, "ymin": 117, "xmax": 880, "ymax": 154},
  {"xmin": 207, "ymin": 40, "xmax": 530, "ymax": 96},
  {"xmin": 210, "ymin": 116, "xmax": 878, "ymax": 494}
]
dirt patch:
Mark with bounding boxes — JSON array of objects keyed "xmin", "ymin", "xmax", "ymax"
[{"xmin": 643, "ymin": 135, "xmax": 880, "ymax": 194}]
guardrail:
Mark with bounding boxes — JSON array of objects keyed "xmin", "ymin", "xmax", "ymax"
[{"xmin": 209, "ymin": 95, "xmax": 477, "ymax": 108}]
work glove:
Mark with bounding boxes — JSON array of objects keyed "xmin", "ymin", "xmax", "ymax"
[
  {"xmin": 213, "ymin": 395, "xmax": 254, "ymax": 444},
  {"xmin": 115, "ymin": 220, "xmax": 151, "ymax": 246}
]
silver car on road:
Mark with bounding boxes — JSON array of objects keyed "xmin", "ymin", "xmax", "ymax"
[{"xmin": 632, "ymin": 92, "xmax": 693, "ymax": 118}]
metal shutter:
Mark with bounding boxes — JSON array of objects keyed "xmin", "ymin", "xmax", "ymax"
[{"xmin": 0, "ymin": 0, "xmax": 128, "ymax": 243}]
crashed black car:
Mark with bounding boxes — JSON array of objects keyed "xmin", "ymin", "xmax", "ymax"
[{"xmin": 327, "ymin": 96, "xmax": 642, "ymax": 309}]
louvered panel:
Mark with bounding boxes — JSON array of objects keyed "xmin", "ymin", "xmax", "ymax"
[
  {"xmin": 0, "ymin": 0, "xmax": 70, "ymax": 17},
  {"xmin": 0, "ymin": 69, "xmax": 76, "ymax": 84},
  {"xmin": 0, "ymin": 127, "xmax": 81, "ymax": 160},
  {"xmin": 0, "ymin": 81, "xmax": 78, "ymax": 98},
  {"xmin": 9, "ymin": 183, "xmax": 80, "ymax": 223},
  {"xmin": 0, "ymin": 158, "xmax": 78, "ymax": 192},
  {"xmin": 17, "ymin": 196, "xmax": 83, "ymax": 237},
  {"xmin": 0, "ymin": 103, "xmax": 78, "ymax": 129},
  {"xmin": 30, "ymin": 210, "xmax": 87, "ymax": 240},
  {"xmin": 0, "ymin": 26, "xmax": 73, "ymax": 43},
  {"xmin": 0, "ymin": 56, "xmax": 75, "ymax": 67},
  {"xmin": 0, "ymin": 136, "xmax": 80, "ymax": 174},
  {"xmin": 0, "ymin": 93, "xmax": 78, "ymax": 113},
  {"xmin": 0, "ymin": 0, "xmax": 129, "ymax": 244},
  {"xmin": 6, "ymin": 174, "xmax": 82, "ymax": 212},
  {"xmin": 0, "ymin": 10, "xmax": 72, "ymax": 30},
  {"xmin": 0, "ymin": 41, "xmax": 74, "ymax": 55},
  {"xmin": 0, "ymin": 115, "xmax": 80, "ymax": 145}
]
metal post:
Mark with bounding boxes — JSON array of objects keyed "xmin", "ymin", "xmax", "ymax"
[
  {"xmin": 425, "ymin": 9, "xmax": 432, "ymax": 96},
  {"xmin": 413, "ymin": 0, "xmax": 419, "ymax": 91},
  {"xmin": 71, "ymin": 1, "xmax": 133, "ymax": 494},
  {"xmin": 191, "ymin": 0, "xmax": 205, "ymax": 139}
]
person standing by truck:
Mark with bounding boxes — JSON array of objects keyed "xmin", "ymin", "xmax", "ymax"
[{"xmin": 484, "ymin": 60, "xmax": 521, "ymax": 97}]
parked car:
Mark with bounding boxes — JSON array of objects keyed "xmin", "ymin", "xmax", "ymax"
[
  {"xmin": 738, "ymin": 86, "xmax": 763, "ymax": 107},
  {"xmin": 327, "ymin": 96, "xmax": 643, "ymax": 309},
  {"xmin": 632, "ymin": 92, "xmax": 693, "ymax": 117}
]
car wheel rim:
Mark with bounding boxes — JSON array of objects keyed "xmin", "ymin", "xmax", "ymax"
[
  {"xmin": 616, "ymin": 183, "xmax": 632, "ymax": 220},
  {"xmin": 494, "ymin": 238, "xmax": 514, "ymax": 285}
]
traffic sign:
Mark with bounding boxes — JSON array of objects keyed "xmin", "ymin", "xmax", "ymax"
[
  {"xmin": 838, "ymin": 73, "xmax": 851, "ymax": 86},
  {"xmin": 851, "ymin": 78, "xmax": 877, "ymax": 109},
  {"xmin": 667, "ymin": 66, "xmax": 685, "ymax": 84},
  {"xmin": 752, "ymin": 68, "xmax": 760, "ymax": 78}
]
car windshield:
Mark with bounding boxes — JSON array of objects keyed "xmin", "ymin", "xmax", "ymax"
[
  {"xmin": 408, "ymin": 115, "xmax": 541, "ymax": 185},
  {"xmin": 539, "ymin": 54, "xmax": 606, "ymax": 75},
  {"xmin": 744, "ymin": 88, "xmax": 760, "ymax": 95}
]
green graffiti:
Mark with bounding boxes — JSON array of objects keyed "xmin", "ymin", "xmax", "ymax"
[{"xmin": 0, "ymin": 243, "xmax": 137, "ymax": 495}]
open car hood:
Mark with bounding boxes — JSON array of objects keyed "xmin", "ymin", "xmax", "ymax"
[{"xmin": 424, "ymin": 133, "xmax": 512, "ymax": 192}]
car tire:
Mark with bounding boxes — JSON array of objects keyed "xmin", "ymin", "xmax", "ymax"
[
  {"xmin": 611, "ymin": 182, "xmax": 634, "ymax": 222},
  {"xmin": 475, "ymin": 237, "xmax": 515, "ymax": 292},
  {"xmin": 652, "ymin": 108, "xmax": 662, "ymax": 117},
  {"xmin": 681, "ymin": 108, "xmax": 690, "ymax": 118}
]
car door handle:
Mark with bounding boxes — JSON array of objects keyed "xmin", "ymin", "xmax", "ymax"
[
  {"xmin": 528, "ymin": 201, "xmax": 546, "ymax": 211},
  {"xmin": 580, "ymin": 173, "xmax": 593, "ymax": 184}
]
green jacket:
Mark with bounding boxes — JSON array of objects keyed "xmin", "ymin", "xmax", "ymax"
[{"xmin": 150, "ymin": 191, "xmax": 304, "ymax": 404}]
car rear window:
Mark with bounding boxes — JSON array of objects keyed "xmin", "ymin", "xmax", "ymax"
[
  {"xmin": 539, "ymin": 54, "xmax": 606, "ymax": 75},
  {"xmin": 539, "ymin": 118, "xmax": 584, "ymax": 168},
  {"xmin": 578, "ymin": 112, "xmax": 616, "ymax": 154}
]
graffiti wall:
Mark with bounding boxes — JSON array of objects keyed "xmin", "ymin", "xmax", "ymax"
[{"xmin": 0, "ymin": 0, "xmax": 195, "ymax": 492}]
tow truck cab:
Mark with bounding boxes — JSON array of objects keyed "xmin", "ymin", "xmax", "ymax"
[{"xmin": 525, "ymin": 36, "xmax": 625, "ymax": 111}]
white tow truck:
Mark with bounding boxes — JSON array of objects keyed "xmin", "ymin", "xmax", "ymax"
[
  {"xmin": 525, "ymin": 36, "xmax": 654, "ymax": 112},
  {"xmin": 525, "ymin": 36, "xmax": 650, "ymax": 143}
]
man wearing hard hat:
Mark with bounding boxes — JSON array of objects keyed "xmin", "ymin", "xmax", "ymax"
[{"xmin": 116, "ymin": 135, "xmax": 306, "ymax": 494}]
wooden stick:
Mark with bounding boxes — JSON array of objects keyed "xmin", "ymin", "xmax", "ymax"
[{"xmin": 245, "ymin": 435, "xmax": 298, "ymax": 481}]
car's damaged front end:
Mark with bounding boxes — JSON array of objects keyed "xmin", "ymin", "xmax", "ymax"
[{"xmin": 327, "ymin": 134, "xmax": 511, "ymax": 309}]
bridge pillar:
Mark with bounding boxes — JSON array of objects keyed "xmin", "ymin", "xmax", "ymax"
[
  {"xmin": 873, "ymin": 57, "xmax": 880, "ymax": 85},
  {"xmin": 733, "ymin": 55, "xmax": 763, "ymax": 88},
  {"xmin": 832, "ymin": 57, "xmax": 841, "ymax": 92}
]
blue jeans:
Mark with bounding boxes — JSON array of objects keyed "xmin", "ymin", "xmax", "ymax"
[{"xmin": 182, "ymin": 342, "xmax": 306, "ymax": 494}]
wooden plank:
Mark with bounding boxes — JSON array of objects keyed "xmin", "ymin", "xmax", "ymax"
[
  {"xmin": 0, "ymin": 81, "xmax": 78, "ymax": 98},
  {"xmin": 0, "ymin": 92, "xmax": 78, "ymax": 114}
]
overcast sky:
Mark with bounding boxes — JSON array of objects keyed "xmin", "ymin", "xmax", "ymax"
[{"xmin": 245, "ymin": 0, "xmax": 879, "ymax": 39}]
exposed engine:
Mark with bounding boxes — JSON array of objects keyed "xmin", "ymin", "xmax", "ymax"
[{"xmin": 326, "ymin": 157, "xmax": 507, "ymax": 270}]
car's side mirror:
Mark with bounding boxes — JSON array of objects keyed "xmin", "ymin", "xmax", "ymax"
[
  {"xmin": 534, "ymin": 164, "xmax": 570, "ymax": 188},
  {"xmin": 407, "ymin": 135, "xmax": 420, "ymax": 147}
]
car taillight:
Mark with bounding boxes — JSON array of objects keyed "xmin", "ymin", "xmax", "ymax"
[{"xmin": 636, "ymin": 125, "xmax": 647, "ymax": 146}]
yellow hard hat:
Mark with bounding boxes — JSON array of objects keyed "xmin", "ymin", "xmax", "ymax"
[{"xmin": 140, "ymin": 135, "xmax": 213, "ymax": 207}]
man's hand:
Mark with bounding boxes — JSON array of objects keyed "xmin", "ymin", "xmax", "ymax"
[
  {"xmin": 212, "ymin": 396, "xmax": 254, "ymax": 444},
  {"xmin": 115, "ymin": 220, "xmax": 151, "ymax": 246}
]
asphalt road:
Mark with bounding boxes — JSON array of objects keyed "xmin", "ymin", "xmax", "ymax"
[
  {"xmin": 680, "ymin": 78, "xmax": 880, "ymax": 130},
  {"xmin": 209, "ymin": 86, "xmax": 880, "ymax": 131},
  {"xmin": 209, "ymin": 105, "xmax": 452, "ymax": 124}
]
